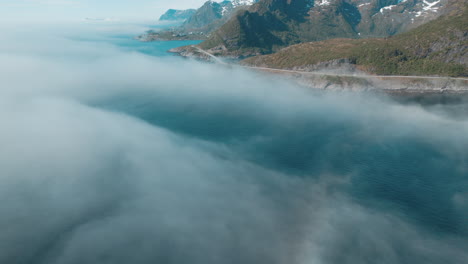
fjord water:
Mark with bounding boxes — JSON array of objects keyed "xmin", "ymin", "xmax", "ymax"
[
  {"xmin": 107, "ymin": 34, "xmax": 201, "ymax": 57},
  {"xmin": 70, "ymin": 22, "xmax": 202, "ymax": 57},
  {"xmin": 0, "ymin": 22, "xmax": 467, "ymax": 264}
]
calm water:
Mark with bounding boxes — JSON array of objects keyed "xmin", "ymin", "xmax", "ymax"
[
  {"xmin": 68, "ymin": 22, "xmax": 202, "ymax": 57},
  {"xmin": 111, "ymin": 23, "xmax": 202, "ymax": 57},
  {"xmin": 110, "ymin": 35, "xmax": 201, "ymax": 57}
]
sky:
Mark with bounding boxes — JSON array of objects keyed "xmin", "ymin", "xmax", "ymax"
[{"xmin": 0, "ymin": 0, "xmax": 207, "ymax": 21}]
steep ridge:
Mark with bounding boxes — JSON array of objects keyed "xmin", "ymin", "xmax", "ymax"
[
  {"xmin": 181, "ymin": 1, "xmax": 231, "ymax": 32},
  {"xmin": 199, "ymin": 0, "xmax": 455, "ymax": 57},
  {"xmin": 159, "ymin": 9, "xmax": 196, "ymax": 21},
  {"xmin": 242, "ymin": 3, "xmax": 468, "ymax": 77}
]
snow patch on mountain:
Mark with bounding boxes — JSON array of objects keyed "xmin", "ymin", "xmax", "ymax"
[
  {"xmin": 216, "ymin": 0, "xmax": 256, "ymax": 16},
  {"xmin": 415, "ymin": 0, "xmax": 441, "ymax": 17},
  {"xmin": 423, "ymin": 0, "xmax": 440, "ymax": 11},
  {"xmin": 221, "ymin": 5, "xmax": 229, "ymax": 15},
  {"xmin": 317, "ymin": 0, "xmax": 331, "ymax": 6},
  {"xmin": 375, "ymin": 0, "xmax": 443, "ymax": 19},
  {"xmin": 231, "ymin": 0, "xmax": 256, "ymax": 8},
  {"xmin": 380, "ymin": 5, "xmax": 397, "ymax": 14}
]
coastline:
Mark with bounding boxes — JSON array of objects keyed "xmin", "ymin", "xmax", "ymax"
[
  {"xmin": 167, "ymin": 45, "xmax": 468, "ymax": 94},
  {"xmin": 247, "ymin": 67, "xmax": 468, "ymax": 94}
]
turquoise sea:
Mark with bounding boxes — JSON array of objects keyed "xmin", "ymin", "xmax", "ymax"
[{"xmin": 110, "ymin": 35, "xmax": 201, "ymax": 57}]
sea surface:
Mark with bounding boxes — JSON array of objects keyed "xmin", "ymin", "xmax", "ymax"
[
  {"xmin": 70, "ymin": 22, "xmax": 202, "ymax": 57},
  {"xmin": 0, "ymin": 22, "xmax": 467, "ymax": 264},
  {"xmin": 110, "ymin": 35, "xmax": 201, "ymax": 57}
]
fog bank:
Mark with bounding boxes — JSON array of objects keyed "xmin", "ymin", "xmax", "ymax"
[{"xmin": 0, "ymin": 23, "xmax": 467, "ymax": 264}]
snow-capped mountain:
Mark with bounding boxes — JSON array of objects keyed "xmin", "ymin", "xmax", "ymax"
[
  {"xmin": 198, "ymin": 0, "xmax": 458, "ymax": 56},
  {"xmin": 180, "ymin": 0, "xmax": 259, "ymax": 31},
  {"xmin": 350, "ymin": 0, "xmax": 449, "ymax": 37},
  {"xmin": 149, "ymin": 0, "xmax": 458, "ymax": 46},
  {"xmin": 158, "ymin": 0, "xmax": 258, "ymax": 24}
]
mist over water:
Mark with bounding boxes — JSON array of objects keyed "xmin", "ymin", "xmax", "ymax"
[{"xmin": 0, "ymin": 22, "xmax": 467, "ymax": 264}]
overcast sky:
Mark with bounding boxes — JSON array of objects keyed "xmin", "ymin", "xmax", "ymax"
[{"xmin": 0, "ymin": 0, "xmax": 207, "ymax": 21}]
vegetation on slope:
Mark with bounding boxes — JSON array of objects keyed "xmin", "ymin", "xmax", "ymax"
[
  {"xmin": 242, "ymin": 6, "xmax": 468, "ymax": 77},
  {"xmin": 201, "ymin": 0, "xmax": 455, "ymax": 56}
]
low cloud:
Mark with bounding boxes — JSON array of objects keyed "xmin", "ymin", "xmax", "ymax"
[{"xmin": 0, "ymin": 22, "xmax": 467, "ymax": 264}]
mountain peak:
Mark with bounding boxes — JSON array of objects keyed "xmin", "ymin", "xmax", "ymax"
[{"xmin": 199, "ymin": 0, "xmax": 460, "ymax": 57}]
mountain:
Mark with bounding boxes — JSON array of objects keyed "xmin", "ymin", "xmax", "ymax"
[
  {"xmin": 181, "ymin": 1, "xmax": 233, "ymax": 32},
  {"xmin": 199, "ymin": 0, "xmax": 456, "ymax": 57},
  {"xmin": 141, "ymin": 1, "xmax": 258, "ymax": 41},
  {"xmin": 159, "ymin": 9, "xmax": 197, "ymax": 21},
  {"xmin": 181, "ymin": 0, "xmax": 260, "ymax": 32},
  {"xmin": 242, "ymin": 3, "xmax": 468, "ymax": 77}
]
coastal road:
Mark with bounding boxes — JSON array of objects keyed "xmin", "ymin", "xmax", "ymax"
[
  {"xmin": 193, "ymin": 46, "xmax": 468, "ymax": 82},
  {"xmin": 192, "ymin": 46, "xmax": 227, "ymax": 65},
  {"xmin": 245, "ymin": 66, "xmax": 468, "ymax": 82}
]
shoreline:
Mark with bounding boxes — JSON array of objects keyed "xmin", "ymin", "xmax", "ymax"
[
  {"xmin": 168, "ymin": 46, "xmax": 468, "ymax": 94},
  {"xmin": 248, "ymin": 66, "xmax": 468, "ymax": 94}
]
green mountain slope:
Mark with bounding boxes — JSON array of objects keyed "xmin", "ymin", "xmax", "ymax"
[
  {"xmin": 241, "ymin": 5, "xmax": 468, "ymax": 77},
  {"xmin": 200, "ymin": 0, "xmax": 456, "ymax": 57}
]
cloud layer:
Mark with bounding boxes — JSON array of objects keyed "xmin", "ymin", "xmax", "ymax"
[{"xmin": 0, "ymin": 23, "xmax": 467, "ymax": 264}]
